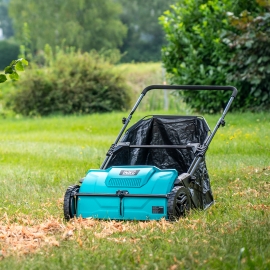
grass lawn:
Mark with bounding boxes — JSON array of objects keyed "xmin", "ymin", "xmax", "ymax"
[{"xmin": 0, "ymin": 109, "xmax": 269, "ymax": 269}]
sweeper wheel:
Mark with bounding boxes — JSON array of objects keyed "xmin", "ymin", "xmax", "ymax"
[
  {"xmin": 63, "ymin": 185, "xmax": 80, "ymax": 221},
  {"xmin": 167, "ymin": 186, "xmax": 191, "ymax": 220}
]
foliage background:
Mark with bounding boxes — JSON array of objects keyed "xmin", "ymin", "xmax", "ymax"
[
  {"xmin": 0, "ymin": 40, "xmax": 19, "ymax": 70},
  {"xmin": 118, "ymin": 0, "xmax": 176, "ymax": 62},
  {"xmin": 2, "ymin": 0, "xmax": 175, "ymax": 63},
  {"xmin": 1, "ymin": 0, "xmax": 270, "ymax": 113},
  {"xmin": 6, "ymin": 50, "xmax": 131, "ymax": 116},
  {"xmin": 160, "ymin": 0, "xmax": 270, "ymax": 113},
  {"xmin": 224, "ymin": 4, "xmax": 270, "ymax": 110},
  {"xmin": 9, "ymin": 0, "xmax": 127, "ymax": 53},
  {"xmin": 0, "ymin": 0, "xmax": 13, "ymax": 38}
]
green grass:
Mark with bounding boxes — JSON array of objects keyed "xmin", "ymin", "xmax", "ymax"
[{"xmin": 0, "ymin": 110, "xmax": 269, "ymax": 269}]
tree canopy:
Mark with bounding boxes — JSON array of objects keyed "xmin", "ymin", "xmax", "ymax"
[
  {"xmin": 0, "ymin": 0, "xmax": 13, "ymax": 38},
  {"xmin": 5, "ymin": 0, "xmax": 177, "ymax": 62},
  {"xmin": 9, "ymin": 0, "xmax": 127, "ymax": 52},
  {"xmin": 118, "ymin": 0, "xmax": 176, "ymax": 62}
]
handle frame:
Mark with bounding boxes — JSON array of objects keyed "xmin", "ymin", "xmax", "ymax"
[{"xmin": 100, "ymin": 85, "xmax": 237, "ymax": 170}]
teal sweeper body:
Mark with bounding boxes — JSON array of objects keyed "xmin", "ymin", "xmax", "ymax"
[{"xmin": 64, "ymin": 85, "xmax": 237, "ymax": 221}]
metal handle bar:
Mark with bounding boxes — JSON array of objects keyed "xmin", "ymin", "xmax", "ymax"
[
  {"xmin": 141, "ymin": 85, "xmax": 238, "ymax": 98},
  {"xmin": 121, "ymin": 145, "xmax": 191, "ymax": 149},
  {"xmin": 100, "ymin": 84, "xmax": 238, "ymax": 170}
]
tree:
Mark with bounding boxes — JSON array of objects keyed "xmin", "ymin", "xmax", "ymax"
[
  {"xmin": 9, "ymin": 0, "xmax": 127, "ymax": 53},
  {"xmin": 0, "ymin": 40, "xmax": 20, "ymax": 70},
  {"xmin": 118, "ymin": 0, "xmax": 176, "ymax": 62},
  {"xmin": 0, "ymin": 0, "xmax": 14, "ymax": 38}
]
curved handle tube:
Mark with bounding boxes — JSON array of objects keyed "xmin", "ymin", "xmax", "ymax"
[{"xmin": 141, "ymin": 85, "xmax": 238, "ymax": 98}]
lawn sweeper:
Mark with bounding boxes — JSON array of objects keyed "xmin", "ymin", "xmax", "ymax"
[{"xmin": 64, "ymin": 85, "xmax": 237, "ymax": 221}]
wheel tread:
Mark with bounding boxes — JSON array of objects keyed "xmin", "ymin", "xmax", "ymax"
[
  {"xmin": 167, "ymin": 186, "xmax": 191, "ymax": 221},
  {"xmin": 63, "ymin": 185, "xmax": 80, "ymax": 221}
]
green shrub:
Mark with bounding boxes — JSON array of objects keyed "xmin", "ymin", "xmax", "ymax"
[
  {"xmin": 160, "ymin": 0, "xmax": 266, "ymax": 113},
  {"xmin": 160, "ymin": 0, "xmax": 233, "ymax": 113},
  {"xmin": 224, "ymin": 3, "xmax": 270, "ymax": 111},
  {"xmin": 0, "ymin": 40, "xmax": 20, "ymax": 70},
  {"xmin": 8, "ymin": 51, "xmax": 131, "ymax": 116}
]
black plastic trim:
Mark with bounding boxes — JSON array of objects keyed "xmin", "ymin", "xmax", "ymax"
[{"xmin": 75, "ymin": 193, "xmax": 168, "ymax": 198}]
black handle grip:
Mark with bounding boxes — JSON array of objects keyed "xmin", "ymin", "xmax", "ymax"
[{"xmin": 141, "ymin": 85, "xmax": 238, "ymax": 98}]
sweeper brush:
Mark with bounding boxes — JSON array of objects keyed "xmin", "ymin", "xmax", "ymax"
[{"xmin": 64, "ymin": 85, "xmax": 237, "ymax": 221}]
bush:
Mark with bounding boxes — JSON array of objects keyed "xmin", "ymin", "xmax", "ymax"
[
  {"xmin": 160, "ymin": 0, "xmax": 235, "ymax": 113},
  {"xmin": 8, "ymin": 51, "xmax": 131, "ymax": 116},
  {"xmin": 160, "ymin": 0, "xmax": 266, "ymax": 113},
  {"xmin": 0, "ymin": 40, "xmax": 20, "ymax": 70},
  {"xmin": 224, "ymin": 2, "xmax": 270, "ymax": 110}
]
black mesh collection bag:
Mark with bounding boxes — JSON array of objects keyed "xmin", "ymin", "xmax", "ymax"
[{"xmin": 106, "ymin": 116, "xmax": 214, "ymax": 209}]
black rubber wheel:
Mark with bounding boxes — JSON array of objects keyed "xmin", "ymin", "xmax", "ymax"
[
  {"xmin": 167, "ymin": 186, "xmax": 191, "ymax": 221},
  {"xmin": 63, "ymin": 185, "xmax": 80, "ymax": 221}
]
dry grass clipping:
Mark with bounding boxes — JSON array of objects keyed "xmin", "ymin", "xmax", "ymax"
[{"xmin": 0, "ymin": 213, "xmax": 173, "ymax": 259}]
